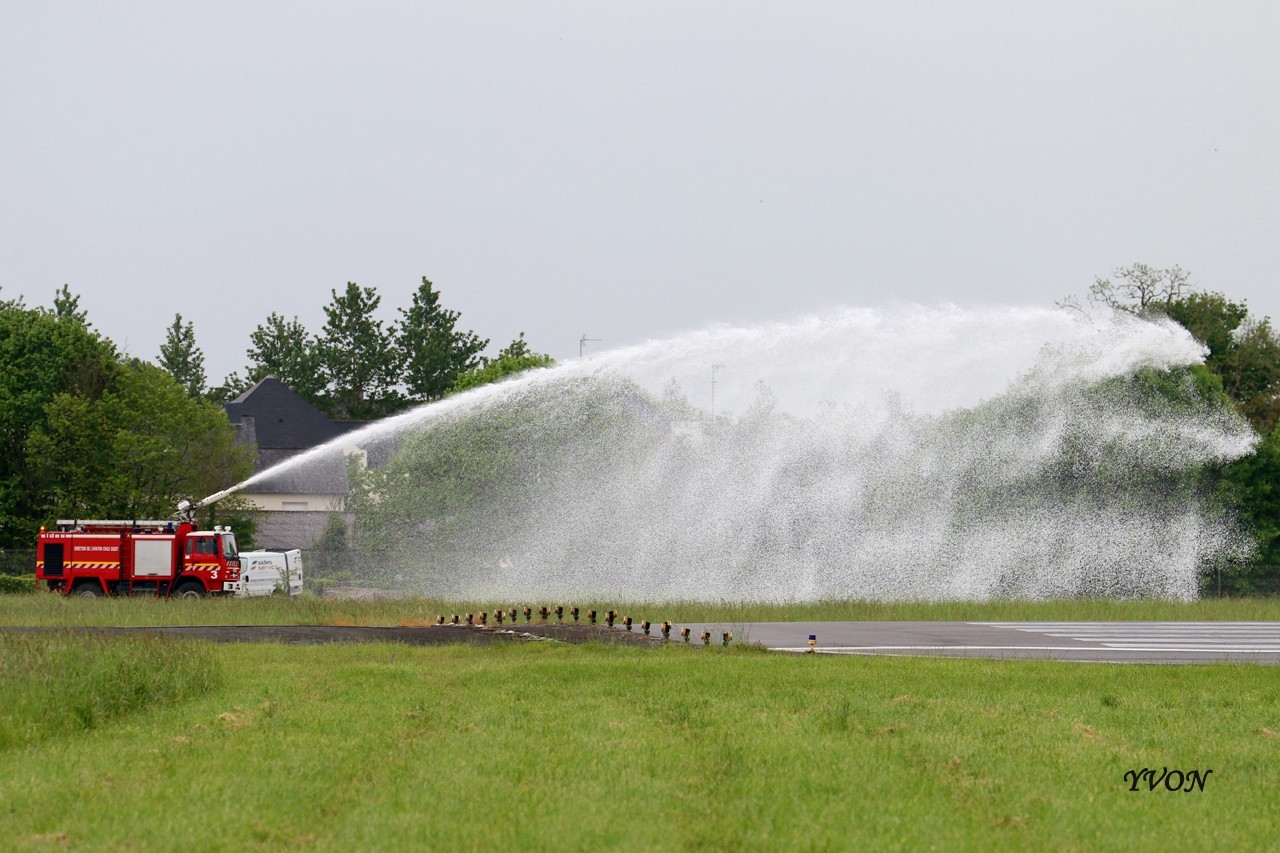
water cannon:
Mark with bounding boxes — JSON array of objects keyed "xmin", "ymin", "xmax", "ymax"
[{"xmin": 176, "ymin": 482, "xmax": 248, "ymax": 521}]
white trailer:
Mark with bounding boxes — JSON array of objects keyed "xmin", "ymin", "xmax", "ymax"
[{"xmin": 237, "ymin": 550, "xmax": 304, "ymax": 597}]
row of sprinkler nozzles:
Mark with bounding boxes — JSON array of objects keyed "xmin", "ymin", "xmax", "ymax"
[
  {"xmin": 435, "ymin": 606, "xmax": 585, "ymax": 626},
  {"xmin": 432, "ymin": 607, "xmax": 732, "ymax": 645}
]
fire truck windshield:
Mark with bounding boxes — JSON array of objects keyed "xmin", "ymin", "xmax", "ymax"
[{"xmin": 221, "ymin": 534, "xmax": 239, "ymax": 561}]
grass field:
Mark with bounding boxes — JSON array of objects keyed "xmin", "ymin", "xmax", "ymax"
[
  {"xmin": 3, "ymin": 596, "xmax": 1277, "ymax": 849},
  {"xmin": 0, "ymin": 634, "xmax": 1276, "ymax": 850}
]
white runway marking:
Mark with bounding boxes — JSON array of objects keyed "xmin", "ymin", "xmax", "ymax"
[
  {"xmin": 980, "ymin": 622, "xmax": 1280, "ymax": 653},
  {"xmin": 675, "ymin": 620, "xmax": 1280, "ymax": 661}
]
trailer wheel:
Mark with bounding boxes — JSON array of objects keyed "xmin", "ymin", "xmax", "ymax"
[
  {"xmin": 72, "ymin": 582, "xmax": 103, "ymax": 598},
  {"xmin": 174, "ymin": 581, "xmax": 206, "ymax": 599}
]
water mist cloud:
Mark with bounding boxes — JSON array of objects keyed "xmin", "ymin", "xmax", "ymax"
[{"xmin": 243, "ymin": 305, "xmax": 1258, "ymax": 602}]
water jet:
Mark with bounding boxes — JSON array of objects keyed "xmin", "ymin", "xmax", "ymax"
[{"xmin": 206, "ymin": 305, "xmax": 1257, "ymax": 602}]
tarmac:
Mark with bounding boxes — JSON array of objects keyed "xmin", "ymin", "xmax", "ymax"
[
  {"xmin": 672, "ymin": 620, "xmax": 1280, "ymax": 663},
  {"xmin": 7, "ymin": 621, "xmax": 1280, "ymax": 663}
]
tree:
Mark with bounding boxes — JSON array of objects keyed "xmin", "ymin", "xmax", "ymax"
[
  {"xmin": 1166, "ymin": 291, "xmax": 1249, "ymax": 371},
  {"xmin": 157, "ymin": 313, "xmax": 207, "ymax": 398},
  {"xmin": 1219, "ymin": 427, "xmax": 1280, "ymax": 591},
  {"xmin": 1217, "ymin": 319, "xmax": 1280, "ymax": 435},
  {"xmin": 0, "ymin": 287, "xmax": 26, "ymax": 311},
  {"xmin": 109, "ymin": 361, "xmax": 251, "ymax": 517},
  {"xmin": 451, "ymin": 333, "xmax": 553, "ymax": 394},
  {"xmin": 0, "ymin": 306, "xmax": 117, "ymax": 545},
  {"xmin": 244, "ymin": 312, "xmax": 326, "ymax": 404},
  {"xmin": 1161, "ymin": 291, "xmax": 1280, "ymax": 436},
  {"xmin": 1, "ymin": 302, "xmax": 251, "ymax": 546},
  {"xmin": 1089, "ymin": 263, "xmax": 1190, "ymax": 316},
  {"xmin": 26, "ymin": 360, "xmax": 253, "ymax": 523},
  {"xmin": 398, "ymin": 277, "xmax": 488, "ymax": 402},
  {"xmin": 52, "ymin": 285, "xmax": 87, "ymax": 324},
  {"xmin": 209, "ymin": 371, "xmax": 253, "ymax": 404},
  {"xmin": 318, "ymin": 283, "xmax": 399, "ymax": 418}
]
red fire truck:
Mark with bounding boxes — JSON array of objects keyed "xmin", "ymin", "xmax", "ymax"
[{"xmin": 35, "ymin": 519, "xmax": 243, "ymax": 598}]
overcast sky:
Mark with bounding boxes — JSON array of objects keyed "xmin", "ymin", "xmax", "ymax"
[{"xmin": 3, "ymin": 2, "xmax": 1278, "ymax": 384}]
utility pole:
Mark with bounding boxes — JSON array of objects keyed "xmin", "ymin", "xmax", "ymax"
[
  {"xmin": 579, "ymin": 334, "xmax": 601, "ymax": 358},
  {"xmin": 711, "ymin": 364, "xmax": 724, "ymax": 419}
]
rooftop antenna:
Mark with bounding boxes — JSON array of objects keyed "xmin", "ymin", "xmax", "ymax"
[
  {"xmin": 579, "ymin": 334, "xmax": 601, "ymax": 358},
  {"xmin": 711, "ymin": 364, "xmax": 724, "ymax": 419}
]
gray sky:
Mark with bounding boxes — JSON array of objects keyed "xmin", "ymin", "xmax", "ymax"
[{"xmin": 3, "ymin": 1, "xmax": 1278, "ymax": 384}]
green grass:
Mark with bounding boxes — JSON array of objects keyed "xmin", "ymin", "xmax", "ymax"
[
  {"xmin": 0, "ymin": 632, "xmax": 221, "ymax": 751},
  {"xmin": 0, "ymin": 639, "xmax": 1275, "ymax": 849},
  {"xmin": 4, "ymin": 591, "xmax": 1280, "ymax": 628}
]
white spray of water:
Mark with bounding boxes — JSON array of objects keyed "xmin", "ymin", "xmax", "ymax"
[{"xmin": 230, "ymin": 306, "xmax": 1258, "ymax": 601}]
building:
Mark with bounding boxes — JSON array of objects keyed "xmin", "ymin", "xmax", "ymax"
[{"xmin": 224, "ymin": 377, "xmax": 365, "ymax": 549}]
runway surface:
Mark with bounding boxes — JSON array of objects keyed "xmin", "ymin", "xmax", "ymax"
[
  {"xmin": 8, "ymin": 622, "xmax": 1280, "ymax": 663},
  {"xmin": 673, "ymin": 621, "xmax": 1280, "ymax": 663}
]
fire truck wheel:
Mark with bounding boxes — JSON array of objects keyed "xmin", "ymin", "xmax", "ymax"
[
  {"xmin": 72, "ymin": 582, "xmax": 103, "ymax": 597},
  {"xmin": 174, "ymin": 582, "xmax": 206, "ymax": 599}
]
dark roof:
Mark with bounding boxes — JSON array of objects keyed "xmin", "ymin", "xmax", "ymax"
[{"xmin": 225, "ymin": 377, "xmax": 365, "ymax": 473}]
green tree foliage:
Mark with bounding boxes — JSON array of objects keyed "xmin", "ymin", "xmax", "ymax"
[
  {"xmin": 108, "ymin": 361, "xmax": 250, "ymax": 518},
  {"xmin": 52, "ymin": 285, "xmax": 88, "ymax": 324},
  {"xmin": 209, "ymin": 372, "xmax": 253, "ymax": 404},
  {"xmin": 25, "ymin": 360, "xmax": 252, "ymax": 523},
  {"xmin": 1165, "ymin": 292, "xmax": 1279, "ymax": 434},
  {"xmin": 1219, "ymin": 429, "xmax": 1280, "ymax": 587},
  {"xmin": 244, "ymin": 312, "xmax": 326, "ymax": 404},
  {"xmin": 1068, "ymin": 267, "xmax": 1280, "ymax": 590},
  {"xmin": 157, "ymin": 313, "xmax": 207, "ymax": 398},
  {"xmin": 398, "ymin": 277, "xmax": 488, "ymax": 402},
  {"xmin": 1166, "ymin": 292, "xmax": 1248, "ymax": 368},
  {"xmin": 452, "ymin": 333, "xmax": 553, "ymax": 394},
  {"xmin": 0, "ymin": 287, "xmax": 26, "ymax": 311},
  {"xmin": 0, "ymin": 307, "xmax": 117, "ymax": 544},
  {"xmin": 1217, "ymin": 319, "xmax": 1280, "ymax": 435},
  {"xmin": 0, "ymin": 304, "xmax": 251, "ymax": 546},
  {"xmin": 319, "ymin": 283, "xmax": 400, "ymax": 419}
]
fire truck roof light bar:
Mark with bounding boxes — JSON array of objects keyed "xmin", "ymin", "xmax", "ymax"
[{"xmin": 56, "ymin": 520, "xmax": 177, "ymax": 529}]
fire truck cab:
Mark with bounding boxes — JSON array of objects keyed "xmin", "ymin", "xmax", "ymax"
[{"xmin": 36, "ymin": 519, "xmax": 243, "ymax": 598}]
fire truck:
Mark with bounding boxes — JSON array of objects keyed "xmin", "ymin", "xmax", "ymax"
[{"xmin": 35, "ymin": 519, "xmax": 243, "ymax": 598}]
